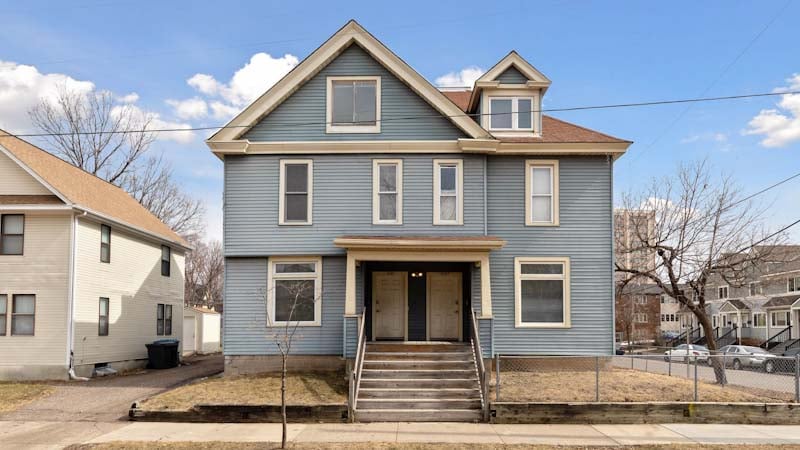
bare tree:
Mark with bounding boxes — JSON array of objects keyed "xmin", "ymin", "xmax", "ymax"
[
  {"xmin": 616, "ymin": 160, "xmax": 785, "ymax": 384},
  {"xmin": 261, "ymin": 280, "xmax": 320, "ymax": 449},
  {"xmin": 185, "ymin": 237, "xmax": 224, "ymax": 311},
  {"xmin": 29, "ymin": 85, "xmax": 204, "ymax": 236},
  {"xmin": 615, "ymin": 278, "xmax": 636, "ymax": 348}
]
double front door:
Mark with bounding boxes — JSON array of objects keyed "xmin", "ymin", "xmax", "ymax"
[{"xmin": 372, "ymin": 271, "xmax": 462, "ymax": 341}]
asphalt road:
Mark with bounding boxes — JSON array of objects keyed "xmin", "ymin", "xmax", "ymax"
[
  {"xmin": 614, "ymin": 355, "xmax": 796, "ymax": 398},
  {"xmin": 0, "ymin": 353, "xmax": 223, "ymax": 422}
]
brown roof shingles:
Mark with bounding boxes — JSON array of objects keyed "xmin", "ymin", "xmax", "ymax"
[
  {"xmin": 440, "ymin": 90, "xmax": 630, "ymax": 144},
  {"xmin": 0, "ymin": 131, "xmax": 187, "ymax": 247}
]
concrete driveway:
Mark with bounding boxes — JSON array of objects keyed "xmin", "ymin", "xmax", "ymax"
[{"xmin": 0, "ymin": 353, "xmax": 223, "ymax": 423}]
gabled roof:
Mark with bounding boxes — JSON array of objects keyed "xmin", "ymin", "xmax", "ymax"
[
  {"xmin": 208, "ymin": 20, "xmax": 490, "ymax": 144},
  {"xmin": 441, "ymin": 90, "xmax": 630, "ymax": 145},
  {"xmin": 764, "ymin": 294, "xmax": 800, "ymax": 309},
  {"xmin": 475, "ymin": 51, "xmax": 552, "ymax": 87},
  {"xmin": 720, "ymin": 299, "xmax": 750, "ymax": 312},
  {"xmin": 0, "ymin": 131, "xmax": 188, "ymax": 248}
]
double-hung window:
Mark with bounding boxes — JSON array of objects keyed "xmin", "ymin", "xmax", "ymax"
[
  {"xmin": 753, "ymin": 312, "xmax": 767, "ymax": 328},
  {"xmin": 373, "ymin": 159, "xmax": 402, "ymax": 224},
  {"xmin": 279, "ymin": 160, "xmax": 313, "ymax": 225},
  {"xmin": 718, "ymin": 285, "xmax": 729, "ymax": 300},
  {"xmin": 1, "ymin": 214, "xmax": 24, "ymax": 255},
  {"xmin": 789, "ymin": 277, "xmax": 800, "ymax": 292},
  {"xmin": 489, "ymin": 97, "xmax": 534, "ymax": 131},
  {"xmin": 525, "ymin": 160, "xmax": 559, "ymax": 226},
  {"xmin": 267, "ymin": 257, "xmax": 322, "ymax": 326},
  {"xmin": 100, "ymin": 225, "xmax": 111, "ymax": 263},
  {"xmin": 0, "ymin": 294, "xmax": 6, "ymax": 335},
  {"xmin": 326, "ymin": 76, "xmax": 380, "ymax": 133},
  {"xmin": 433, "ymin": 159, "xmax": 463, "ymax": 225},
  {"xmin": 161, "ymin": 246, "xmax": 171, "ymax": 277},
  {"xmin": 11, "ymin": 294, "xmax": 35, "ymax": 336},
  {"xmin": 748, "ymin": 282, "xmax": 761, "ymax": 296},
  {"xmin": 515, "ymin": 257, "xmax": 571, "ymax": 328},
  {"xmin": 157, "ymin": 303, "xmax": 172, "ymax": 335},
  {"xmin": 99, "ymin": 297, "xmax": 109, "ymax": 336},
  {"xmin": 772, "ymin": 310, "xmax": 790, "ymax": 328}
]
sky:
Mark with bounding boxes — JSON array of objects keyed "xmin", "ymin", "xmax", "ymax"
[{"xmin": 1, "ymin": 0, "xmax": 798, "ymax": 242}]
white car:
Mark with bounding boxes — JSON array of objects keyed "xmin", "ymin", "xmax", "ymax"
[{"xmin": 664, "ymin": 344, "xmax": 710, "ymax": 363}]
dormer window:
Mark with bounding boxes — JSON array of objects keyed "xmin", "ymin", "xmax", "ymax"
[
  {"xmin": 326, "ymin": 76, "xmax": 380, "ymax": 133},
  {"xmin": 489, "ymin": 97, "xmax": 533, "ymax": 131}
]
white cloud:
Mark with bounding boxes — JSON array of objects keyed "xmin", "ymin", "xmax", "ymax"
[
  {"xmin": 178, "ymin": 52, "xmax": 299, "ymax": 121},
  {"xmin": 117, "ymin": 92, "xmax": 140, "ymax": 104},
  {"xmin": 744, "ymin": 73, "xmax": 800, "ymax": 148},
  {"xmin": 111, "ymin": 103, "xmax": 195, "ymax": 145},
  {"xmin": 680, "ymin": 132, "xmax": 728, "ymax": 144},
  {"xmin": 0, "ymin": 60, "xmax": 94, "ymax": 132},
  {"xmin": 435, "ymin": 66, "xmax": 485, "ymax": 89},
  {"xmin": 166, "ymin": 97, "xmax": 208, "ymax": 120}
]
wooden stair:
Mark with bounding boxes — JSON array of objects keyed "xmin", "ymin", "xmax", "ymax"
[{"xmin": 355, "ymin": 342, "xmax": 483, "ymax": 422}]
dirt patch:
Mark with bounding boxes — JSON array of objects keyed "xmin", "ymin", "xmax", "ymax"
[
  {"xmin": 0, "ymin": 382, "xmax": 54, "ymax": 413},
  {"xmin": 494, "ymin": 368, "xmax": 791, "ymax": 402},
  {"xmin": 65, "ymin": 442, "xmax": 800, "ymax": 450},
  {"xmin": 139, "ymin": 371, "xmax": 347, "ymax": 411}
]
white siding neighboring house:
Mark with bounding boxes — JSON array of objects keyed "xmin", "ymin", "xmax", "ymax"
[{"xmin": 0, "ymin": 131, "xmax": 189, "ymax": 380}]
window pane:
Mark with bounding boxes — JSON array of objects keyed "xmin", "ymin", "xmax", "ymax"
[
  {"xmin": 275, "ymin": 263, "xmax": 316, "ymax": 273},
  {"xmin": 157, "ymin": 304, "xmax": 164, "ymax": 320},
  {"xmin": 100, "ymin": 299, "xmax": 109, "ymax": 316},
  {"xmin": 440, "ymin": 166, "xmax": 456, "ymax": 192},
  {"xmin": 353, "ymin": 81, "xmax": 377, "ymax": 124},
  {"xmin": 157, "ymin": 320, "xmax": 164, "ymax": 336},
  {"xmin": 521, "ymin": 263, "xmax": 563, "ymax": 275},
  {"xmin": 99, "ymin": 318, "xmax": 108, "ymax": 336},
  {"xmin": 379, "ymin": 164, "xmax": 396, "ymax": 192},
  {"xmin": 285, "ymin": 194, "xmax": 308, "ymax": 221},
  {"xmin": 440, "ymin": 196, "xmax": 457, "ymax": 221},
  {"xmin": 531, "ymin": 196, "xmax": 552, "ymax": 222},
  {"xmin": 165, "ymin": 305, "xmax": 172, "ymax": 320},
  {"xmin": 13, "ymin": 295, "xmax": 35, "ymax": 314},
  {"xmin": 12, "ymin": 316, "xmax": 34, "ymax": 335},
  {"xmin": 162, "ymin": 246, "xmax": 170, "ymax": 261},
  {"xmin": 2, "ymin": 236, "xmax": 23, "ymax": 254},
  {"xmin": 490, "ymin": 99, "xmax": 512, "ymax": 129},
  {"xmin": 162, "ymin": 260, "xmax": 171, "ymax": 277},
  {"xmin": 379, "ymin": 194, "xmax": 397, "ymax": 221},
  {"xmin": 521, "ymin": 279, "xmax": 564, "ymax": 323},
  {"xmin": 531, "ymin": 167, "xmax": 552, "ymax": 195},
  {"xmin": 2, "ymin": 215, "xmax": 23, "ymax": 234},
  {"xmin": 275, "ymin": 280, "xmax": 315, "ymax": 322},
  {"xmin": 101, "ymin": 225, "xmax": 110, "ymax": 244},
  {"xmin": 332, "ymin": 82, "xmax": 354, "ymax": 124},
  {"xmin": 285, "ymin": 164, "xmax": 308, "ymax": 193},
  {"xmin": 0, "ymin": 295, "xmax": 5, "ymax": 314},
  {"xmin": 101, "ymin": 246, "xmax": 110, "ymax": 263},
  {"xmin": 517, "ymin": 98, "xmax": 532, "ymax": 129}
]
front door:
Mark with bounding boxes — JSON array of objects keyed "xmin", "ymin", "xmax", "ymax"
[
  {"xmin": 427, "ymin": 272, "xmax": 462, "ymax": 341},
  {"xmin": 373, "ymin": 271, "xmax": 407, "ymax": 340}
]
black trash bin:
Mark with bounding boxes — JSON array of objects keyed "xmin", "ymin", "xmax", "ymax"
[{"xmin": 146, "ymin": 339, "xmax": 180, "ymax": 369}]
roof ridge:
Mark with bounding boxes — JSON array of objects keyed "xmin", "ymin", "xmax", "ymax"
[{"xmin": 542, "ymin": 115, "xmax": 631, "ymax": 144}]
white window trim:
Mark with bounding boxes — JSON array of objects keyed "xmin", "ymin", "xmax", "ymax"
[
  {"xmin": 789, "ymin": 276, "xmax": 800, "ymax": 293},
  {"xmin": 325, "ymin": 76, "xmax": 381, "ymax": 134},
  {"xmin": 487, "ymin": 95, "xmax": 536, "ymax": 132},
  {"xmin": 514, "ymin": 256, "xmax": 571, "ymax": 328},
  {"xmin": 372, "ymin": 159, "xmax": 403, "ymax": 225},
  {"xmin": 771, "ymin": 310, "xmax": 791, "ymax": 328},
  {"xmin": 718, "ymin": 285, "xmax": 729, "ymax": 300},
  {"xmin": 748, "ymin": 281, "xmax": 761, "ymax": 296},
  {"xmin": 432, "ymin": 159, "xmax": 463, "ymax": 225},
  {"xmin": 525, "ymin": 160, "xmax": 559, "ymax": 226},
  {"xmin": 267, "ymin": 256, "xmax": 323, "ymax": 327},
  {"xmin": 278, "ymin": 159, "xmax": 313, "ymax": 226}
]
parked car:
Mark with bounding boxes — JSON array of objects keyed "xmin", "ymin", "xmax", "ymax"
[
  {"xmin": 718, "ymin": 345, "xmax": 779, "ymax": 373},
  {"xmin": 664, "ymin": 344, "xmax": 710, "ymax": 363}
]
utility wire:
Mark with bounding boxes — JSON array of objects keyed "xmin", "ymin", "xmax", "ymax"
[{"xmin": 1, "ymin": 89, "xmax": 797, "ymax": 139}]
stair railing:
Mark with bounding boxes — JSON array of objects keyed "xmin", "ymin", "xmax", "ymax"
[
  {"xmin": 760, "ymin": 325, "xmax": 792, "ymax": 350},
  {"xmin": 716, "ymin": 326, "xmax": 737, "ymax": 347},
  {"xmin": 469, "ymin": 309, "xmax": 489, "ymax": 422},
  {"xmin": 348, "ymin": 313, "xmax": 367, "ymax": 421}
]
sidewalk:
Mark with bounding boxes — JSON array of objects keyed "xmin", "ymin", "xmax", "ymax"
[{"xmin": 4, "ymin": 421, "xmax": 800, "ymax": 448}]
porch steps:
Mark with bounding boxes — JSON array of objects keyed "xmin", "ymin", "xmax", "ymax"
[{"xmin": 355, "ymin": 343, "xmax": 483, "ymax": 422}]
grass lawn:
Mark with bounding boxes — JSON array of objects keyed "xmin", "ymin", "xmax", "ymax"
[
  {"xmin": 140, "ymin": 371, "xmax": 347, "ymax": 411},
  {"xmin": 65, "ymin": 442, "xmax": 800, "ymax": 450},
  {"xmin": 493, "ymin": 368, "xmax": 791, "ymax": 403},
  {"xmin": 0, "ymin": 382, "xmax": 54, "ymax": 413}
]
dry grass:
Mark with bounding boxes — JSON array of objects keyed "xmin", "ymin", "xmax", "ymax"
[
  {"xmin": 140, "ymin": 371, "xmax": 347, "ymax": 411},
  {"xmin": 0, "ymin": 382, "xmax": 53, "ymax": 413},
  {"xmin": 65, "ymin": 442, "xmax": 800, "ymax": 450},
  {"xmin": 493, "ymin": 368, "xmax": 790, "ymax": 403}
]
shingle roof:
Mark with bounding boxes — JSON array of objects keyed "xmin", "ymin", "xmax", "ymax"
[
  {"xmin": 763, "ymin": 294, "xmax": 800, "ymax": 309},
  {"xmin": 0, "ymin": 131, "xmax": 187, "ymax": 247},
  {"xmin": 440, "ymin": 90, "xmax": 630, "ymax": 144}
]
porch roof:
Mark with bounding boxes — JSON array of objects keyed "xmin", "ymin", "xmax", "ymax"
[
  {"xmin": 763, "ymin": 294, "xmax": 800, "ymax": 309},
  {"xmin": 334, "ymin": 235, "xmax": 507, "ymax": 251}
]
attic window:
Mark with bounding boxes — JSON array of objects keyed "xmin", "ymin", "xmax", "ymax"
[
  {"xmin": 326, "ymin": 76, "xmax": 380, "ymax": 133},
  {"xmin": 489, "ymin": 97, "xmax": 533, "ymax": 131}
]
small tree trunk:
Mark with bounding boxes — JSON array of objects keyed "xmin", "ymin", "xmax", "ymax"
[
  {"xmin": 698, "ymin": 313, "xmax": 727, "ymax": 385},
  {"xmin": 281, "ymin": 354, "xmax": 287, "ymax": 449}
]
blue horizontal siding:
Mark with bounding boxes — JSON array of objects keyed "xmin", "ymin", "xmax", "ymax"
[{"xmin": 495, "ymin": 66, "xmax": 528, "ymax": 84}]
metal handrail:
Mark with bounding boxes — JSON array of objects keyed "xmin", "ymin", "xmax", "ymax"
[
  {"xmin": 348, "ymin": 313, "xmax": 367, "ymax": 420},
  {"xmin": 761, "ymin": 325, "xmax": 792, "ymax": 350},
  {"xmin": 717, "ymin": 326, "xmax": 737, "ymax": 347},
  {"xmin": 469, "ymin": 310, "xmax": 489, "ymax": 422}
]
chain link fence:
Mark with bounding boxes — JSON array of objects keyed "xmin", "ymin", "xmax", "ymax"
[{"xmin": 492, "ymin": 348, "xmax": 799, "ymax": 403}]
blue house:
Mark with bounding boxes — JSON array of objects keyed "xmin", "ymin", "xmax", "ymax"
[{"xmin": 207, "ymin": 20, "xmax": 631, "ymax": 421}]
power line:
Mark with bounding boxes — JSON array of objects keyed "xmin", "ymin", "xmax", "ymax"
[{"xmin": 1, "ymin": 89, "xmax": 797, "ymax": 139}]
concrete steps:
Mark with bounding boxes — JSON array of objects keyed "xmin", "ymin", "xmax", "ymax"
[{"xmin": 355, "ymin": 342, "xmax": 483, "ymax": 423}]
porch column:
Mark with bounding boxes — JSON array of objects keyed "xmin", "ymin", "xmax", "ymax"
[
  {"xmin": 480, "ymin": 254, "xmax": 492, "ymax": 318},
  {"xmin": 345, "ymin": 252, "xmax": 357, "ymax": 316}
]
